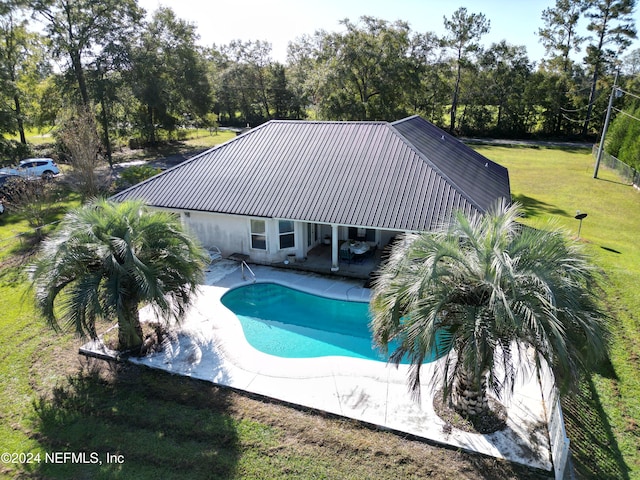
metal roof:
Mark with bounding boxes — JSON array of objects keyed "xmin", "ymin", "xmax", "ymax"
[{"xmin": 112, "ymin": 117, "xmax": 511, "ymax": 232}]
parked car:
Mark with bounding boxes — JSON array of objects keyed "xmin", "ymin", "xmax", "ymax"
[{"xmin": 0, "ymin": 158, "xmax": 60, "ymax": 179}]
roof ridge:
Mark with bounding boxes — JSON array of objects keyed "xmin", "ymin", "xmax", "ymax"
[
  {"xmin": 387, "ymin": 120, "xmax": 485, "ymax": 212},
  {"xmin": 268, "ymin": 119, "xmax": 388, "ymax": 125}
]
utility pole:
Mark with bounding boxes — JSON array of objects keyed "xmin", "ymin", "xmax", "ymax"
[{"xmin": 594, "ymin": 72, "xmax": 620, "ymax": 179}]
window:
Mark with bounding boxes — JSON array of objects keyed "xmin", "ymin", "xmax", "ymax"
[
  {"xmin": 251, "ymin": 219, "xmax": 266, "ymax": 250},
  {"xmin": 279, "ymin": 220, "xmax": 295, "ymax": 249}
]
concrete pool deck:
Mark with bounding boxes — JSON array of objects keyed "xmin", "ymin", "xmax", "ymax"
[{"xmin": 81, "ymin": 260, "xmax": 553, "ymax": 473}]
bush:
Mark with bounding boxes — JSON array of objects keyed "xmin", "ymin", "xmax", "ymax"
[
  {"xmin": 0, "ymin": 176, "xmax": 61, "ymax": 241},
  {"xmin": 607, "ymin": 103, "xmax": 640, "ymax": 170}
]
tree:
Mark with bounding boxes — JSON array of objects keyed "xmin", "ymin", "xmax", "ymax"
[
  {"xmin": 621, "ymin": 47, "xmax": 640, "ymax": 74},
  {"xmin": 213, "ymin": 40, "xmax": 277, "ymax": 125},
  {"xmin": 0, "ymin": 1, "xmax": 48, "ymax": 143},
  {"xmin": 370, "ymin": 202, "xmax": 607, "ymax": 418},
  {"xmin": 128, "ymin": 7, "xmax": 212, "ymax": 144},
  {"xmin": 56, "ymin": 106, "xmax": 108, "ymax": 201},
  {"xmin": 581, "ymin": 0, "xmax": 636, "ymax": 136},
  {"xmin": 267, "ymin": 62, "xmax": 304, "ymax": 120},
  {"xmin": 407, "ymin": 31, "xmax": 450, "ymax": 126},
  {"xmin": 30, "ymin": 0, "xmax": 142, "ymax": 106},
  {"xmin": 0, "ymin": 3, "xmax": 29, "ymax": 143},
  {"xmin": 480, "ymin": 41, "xmax": 535, "ymax": 136},
  {"xmin": 539, "ymin": 0, "xmax": 586, "ymax": 72},
  {"xmin": 290, "ymin": 16, "xmax": 415, "ymax": 121},
  {"xmin": 538, "ymin": 0, "xmax": 586, "ymax": 134},
  {"xmin": 286, "ymin": 33, "xmax": 323, "ymax": 120},
  {"xmin": 442, "ymin": 7, "xmax": 490, "ymax": 133},
  {"xmin": 30, "ymin": 199, "xmax": 209, "ymax": 351}
]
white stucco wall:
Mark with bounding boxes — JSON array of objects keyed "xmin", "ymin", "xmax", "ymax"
[
  {"xmin": 165, "ymin": 208, "xmax": 408, "ymax": 264},
  {"xmin": 178, "ymin": 210, "xmax": 303, "ymax": 264}
]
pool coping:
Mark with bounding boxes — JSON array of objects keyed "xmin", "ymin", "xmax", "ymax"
[{"xmin": 81, "ymin": 261, "xmax": 553, "ymax": 472}]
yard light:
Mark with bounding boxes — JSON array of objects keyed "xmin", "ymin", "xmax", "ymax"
[{"xmin": 575, "ymin": 211, "xmax": 587, "ymax": 238}]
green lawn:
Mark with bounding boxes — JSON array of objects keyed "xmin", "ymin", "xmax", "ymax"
[
  {"xmin": 1, "ymin": 144, "xmax": 639, "ymax": 479},
  {"xmin": 474, "ymin": 145, "xmax": 640, "ymax": 479},
  {"xmin": 3, "ymin": 127, "xmax": 55, "ymax": 146}
]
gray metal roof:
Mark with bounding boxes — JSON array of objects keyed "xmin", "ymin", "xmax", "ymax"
[
  {"xmin": 391, "ymin": 116, "xmax": 511, "ymax": 211},
  {"xmin": 112, "ymin": 117, "xmax": 511, "ymax": 232}
]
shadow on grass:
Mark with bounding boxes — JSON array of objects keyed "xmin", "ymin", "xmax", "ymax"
[
  {"xmin": 562, "ymin": 373, "xmax": 630, "ymax": 479},
  {"xmin": 512, "ymin": 193, "xmax": 568, "ymax": 218},
  {"xmin": 0, "ymin": 202, "xmax": 68, "ymax": 255},
  {"xmin": 594, "ymin": 176, "xmax": 633, "ymax": 187},
  {"xmin": 29, "ymin": 361, "xmax": 240, "ymax": 480}
]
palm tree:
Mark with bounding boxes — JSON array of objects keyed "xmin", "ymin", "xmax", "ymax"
[
  {"xmin": 370, "ymin": 202, "xmax": 608, "ymax": 417},
  {"xmin": 30, "ymin": 199, "xmax": 209, "ymax": 351}
]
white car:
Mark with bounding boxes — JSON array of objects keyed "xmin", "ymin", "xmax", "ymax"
[{"xmin": 0, "ymin": 158, "xmax": 60, "ymax": 179}]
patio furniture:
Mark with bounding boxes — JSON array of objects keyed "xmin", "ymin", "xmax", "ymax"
[
  {"xmin": 340, "ymin": 248, "xmax": 353, "ymax": 264},
  {"xmin": 341, "ymin": 240, "xmax": 370, "ymax": 255},
  {"xmin": 208, "ymin": 246, "xmax": 222, "ymax": 262},
  {"xmin": 341, "ymin": 241, "xmax": 371, "ymax": 264}
]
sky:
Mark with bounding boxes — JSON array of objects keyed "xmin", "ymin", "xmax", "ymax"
[{"xmin": 136, "ymin": 0, "xmax": 640, "ymax": 66}]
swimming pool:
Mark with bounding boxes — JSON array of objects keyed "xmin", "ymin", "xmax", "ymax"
[{"xmin": 220, "ymin": 282, "xmax": 445, "ymax": 363}]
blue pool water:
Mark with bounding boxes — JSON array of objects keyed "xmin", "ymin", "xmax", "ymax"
[{"xmin": 220, "ymin": 282, "xmax": 445, "ymax": 363}]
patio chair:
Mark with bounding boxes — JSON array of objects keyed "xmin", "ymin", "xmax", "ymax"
[
  {"xmin": 207, "ymin": 246, "xmax": 222, "ymax": 263},
  {"xmin": 340, "ymin": 248, "xmax": 353, "ymax": 264}
]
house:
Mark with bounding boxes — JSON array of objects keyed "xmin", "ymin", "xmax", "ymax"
[{"xmin": 112, "ymin": 116, "xmax": 510, "ymax": 273}]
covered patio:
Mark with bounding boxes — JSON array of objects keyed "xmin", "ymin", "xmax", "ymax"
[{"xmin": 278, "ymin": 243, "xmax": 386, "ymax": 281}]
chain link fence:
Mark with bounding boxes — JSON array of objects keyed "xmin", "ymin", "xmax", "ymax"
[{"xmin": 592, "ymin": 145, "xmax": 640, "ymax": 188}]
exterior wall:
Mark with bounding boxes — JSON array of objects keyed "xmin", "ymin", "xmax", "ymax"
[
  {"xmin": 180, "ymin": 210, "xmax": 257, "ymax": 257},
  {"xmin": 171, "ymin": 208, "xmax": 411, "ymax": 265},
  {"xmin": 178, "ymin": 210, "xmax": 304, "ymax": 264}
]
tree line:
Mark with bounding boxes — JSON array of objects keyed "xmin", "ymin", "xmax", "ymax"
[{"xmin": 1, "ymin": 0, "xmax": 638, "ymax": 165}]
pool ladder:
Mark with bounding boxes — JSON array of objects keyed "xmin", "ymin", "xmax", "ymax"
[{"xmin": 241, "ymin": 260, "xmax": 256, "ymax": 283}]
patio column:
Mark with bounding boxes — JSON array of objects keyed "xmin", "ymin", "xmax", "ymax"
[{"xmin": 330, "ymin": 224, "xmax": 339, "ymax": 272}]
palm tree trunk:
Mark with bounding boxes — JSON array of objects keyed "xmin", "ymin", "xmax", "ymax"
[
  {"xmin": 117, "ymin": 301, "xmax": 143, "ymax": 352},
  {"xmin": 451, "ymin": 367, "xmax": 490, "ymax": 416}
]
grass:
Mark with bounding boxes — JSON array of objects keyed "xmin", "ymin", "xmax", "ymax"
[
  {"xmin": 107, "ymin": 130, "xmax": 236, "ymax": 165},
  {"xmin": 3, "ymin": 128, "xmax": 236, "ymax": 164},
  {"xmin": 474, "ymin": 145, "xmax": 640, "ymax": 479},
  {"xmin": 0, "ymin": 142, "xmax": 638, "ymax": 479},
  {"xmin": 3, "ymin": 127, "xmax": 56, "ymax": 146}
]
